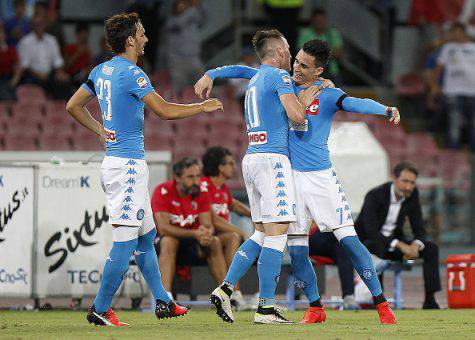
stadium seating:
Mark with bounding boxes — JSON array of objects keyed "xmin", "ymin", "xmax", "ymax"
[
  {"xmin": 1, "ymin": 83, "xmax": 471, "ymax": 192},
  {"xmin": 16, "ymin": 85, "xmax": 47, "ymax": 105}
]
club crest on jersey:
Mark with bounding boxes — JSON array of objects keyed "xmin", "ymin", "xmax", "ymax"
[
  {"xmin": 191, "ymin": 201, "xmax": 198, "ymax": 210},
  {"xmin": 136, "ymin": 76, "xmax": 148, "ymax": 88},
  {"xmin": 282, "ymin": 75, "xmax": 291, "ymax": 84},
  {"xmin": 248, "ymin": 131, "xmax": 267, "ymax": 145},
  {"xmin": 306, "ymin": 99, "xmax": 319, "ymax": 116}
]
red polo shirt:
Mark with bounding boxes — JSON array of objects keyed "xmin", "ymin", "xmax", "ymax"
[
  {"xmin": 200, "ymin": 176, "xmax": 232, "ymax": 221},
  {"xmin": 151, "ymin": 179, "xmax": 210, "ymax": 230}
]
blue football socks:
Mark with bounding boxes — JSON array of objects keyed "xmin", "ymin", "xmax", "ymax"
[
  {"xmin": 224, "ymin": 238, "xmax": 262, "ymax": 287},
  {"xmin": 340, "ymin": 236, "xmax": 382, "ymax": 297},
  {"xmin": 93, "ymin": 238, "xmax": 137, "ymax": 313},
  {"xmin": 257, "ymin": 247, "xmax": 284, "ymax": 307},
  {"xmin": 135, "ymin": 229, "xmax": 171, "ymax": 303},
  {"xmin": 289, "ymin": 245, "xmax": 320, "ymax": 303}
]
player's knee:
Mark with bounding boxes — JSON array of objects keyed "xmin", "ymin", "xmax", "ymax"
[
  {"xmin": 228, "ymin": 232, "xmax": 241, "ymax": 247},
  {"xmin": 209, "ymin": 236, "xmax": 222, "ymax": 252}
]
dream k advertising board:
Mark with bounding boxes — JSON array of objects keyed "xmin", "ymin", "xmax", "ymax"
[{"xmin": 35, "ymin": 163, "xmax": 113, "ymax": 297}]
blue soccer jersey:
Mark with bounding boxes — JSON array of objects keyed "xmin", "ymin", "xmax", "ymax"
[
  {"xmin": 244, "ymin": 65, "xmax": 294, "ymax": 156},
  {"xmin": 289, "ymin": 86, "xmax": 346, "ymax": 171},
  {"xmin": 206, "ymin": 65, "xmax": 389, "ymax": 169},
  {"xmin": 82, "ymin": 56, "xmax": 154, "ymax": 159}
]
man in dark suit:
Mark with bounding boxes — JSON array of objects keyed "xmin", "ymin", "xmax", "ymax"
[{"xmin": 355, "ymin": 161, "xmax": 441, "ymax": 309}]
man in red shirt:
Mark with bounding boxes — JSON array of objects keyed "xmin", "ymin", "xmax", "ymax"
[
  {"xmin": 201, "ymin": 146, "xmax": 252, "ymax": 309},
  {"xmin": 151, "ymin": 157, "xmax": 227, "ymax": 296},
  {"xmin": 63, "ymin": 23, "xmax": 92, "ymax": 86},
  {"xmin": 0, "ymin": 23, "xmax": 19, "ymax": 100}
]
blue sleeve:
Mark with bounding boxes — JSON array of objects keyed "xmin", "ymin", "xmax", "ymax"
[
  {"xmin": 121, "ymin": 66, "xmax": 154, "ymax": 100},
  {"xmin": 341, "ymin": 97, "xmax": 387, "ymax": 116},
  {"xmin": 81, "ymin": 66, "xmax": 98, "ymax": 96},
  {"xmin": 206, "ymin": 65, "xmax": 258, "ymax": 80},
  {"xmin": 268, "ymin": 69, "xmax": 294, "ymax": 96}
]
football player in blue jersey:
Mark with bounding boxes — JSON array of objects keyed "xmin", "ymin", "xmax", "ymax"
[
  {"xmin": 203, "ymin": 30, "xmax": 316, "ymax": 325},
  {"xmin": 66, "ymin": 12, "xmax": 223, "ymax": 327},
  {"xmin": 195, "ymin": 39, "xmax": 400, "ymax": 324}
]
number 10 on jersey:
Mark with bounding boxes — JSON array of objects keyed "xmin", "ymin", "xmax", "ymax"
[
  {"xmin": 245, "ymin": 86, "xmax": 260, "ymax": 128},
  {"xmin": 96, "ymin": 78, "xmax": 112, "ymax": 121}
]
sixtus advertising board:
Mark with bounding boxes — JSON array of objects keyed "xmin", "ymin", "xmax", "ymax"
[
  {"xmin": 35, "ymin": 163, "xmax": 113, "ymax": 297},
  {"xmin": 0, "ymin": 166, "xmax": 34, "ymax": 297}
]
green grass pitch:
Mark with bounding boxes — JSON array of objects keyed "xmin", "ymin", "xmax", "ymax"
[{"xmin": 1, "ymin": 309, "xmax": 474, "ymax": 339}]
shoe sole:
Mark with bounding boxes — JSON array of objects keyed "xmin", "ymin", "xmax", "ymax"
[
  {"xmin": 254, "ymin": 314, "xmax": 294, "ymax": 324},
  {"xmin": 210, "ymin": 294, "xmax": 233, "ymax": 323},
  {"xmin": 254, "ymin": 320, "xmax": 294, "ymax": 325},
  {"xmin": 87, "ymin": 312, "xmax": 113, "ymax": 326},
  {"xmin": 155, "ymin": 308, "xmax": 189, "ymax": 320}
]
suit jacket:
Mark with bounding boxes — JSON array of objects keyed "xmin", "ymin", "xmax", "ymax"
[{"xmin": 355, "ymin": 182, "xmax": 426, "ymax": 258}]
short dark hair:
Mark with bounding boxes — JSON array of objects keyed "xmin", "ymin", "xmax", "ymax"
[
  {"xmin": 393, "ymin": 161, "xmax": 419, "ymax": 178},
  {"xmin": 252, "ymin": 29, "xmax": 285, "ymax": 60},
  {"xmin": 202, "ymin": 146, "xmax": 232, "ymax": 177},
  {"xmin": 173, "ymin": 157, "xmax": 199, "ymax": 177},
  {"xmin": 302, "ymin": 39, "xmax": 331, "ymax": 68},
  {"xmin": 104, "ymin": 12, "xmax": 142, "ymax": 54},
  {"xmin": 311, "ymin": 7, "xmax": 326, "ymax": 18}
]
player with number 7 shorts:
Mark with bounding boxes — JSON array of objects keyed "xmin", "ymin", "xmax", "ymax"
[
  {"xmin": 66, "ymin": 12, "xmax": 223, "ymax": 327},
  {"xmin": 198, "ymin": 29, "xmax": 316, "ymax": 325},
  {"xmin": 195, "ymin": 39, "xmax": 400, "ymax": 325}
]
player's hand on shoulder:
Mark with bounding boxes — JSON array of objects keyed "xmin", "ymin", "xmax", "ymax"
[
  {"xmin": 201, "ymin": 98, "xmax": 223, "ymax": 113},
  {"xmin": 386, "ymin": 106, "xmax": 400, "ymax": 125},
  {"xmin": 317, "ymin": 77, "xmax": 335, "ymax": 90},
  {"xmin": 194, "ymin": 74, "xmax": 214, "ymax": 99},
  {"xmin": 298, "ymin": 85, "xmax": 320, "ymax": 107}
]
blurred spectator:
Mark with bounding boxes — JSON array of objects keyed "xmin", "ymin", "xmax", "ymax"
[
  {"xmin": 33, "ymin": 0, "xmax": 64, "ymax": 48},
  {"xmin": 127, "ymin": 0, "xmax": 162, "ymax": 71},
  {"xmin": 14, "ymin": 15, "xmax": 71, "ymax": 99},
  {"xmin": 355, "ymin": 161, "xmax": 441, "ymax": 309},
  {"xmin": 152, "ymin": 157, "xmax": 227, "ymax": 297},
  {"xmin": 423, "ymin": 26, "xmax": 455, "ymax": 134},
  {"xmin": 4, "ymin": 0, "xmax": 29, "ymax": 46},
  {"xmin": 297, "ymin": 8, "xmax": 343, "ymax": 83},
  {"xmin": 0, "ymin": 22, "xmax": 19, "ymax": 100},
  {"xmin": 228, "ymin": 47, "xmax": 258, "ymax": 112},
  {"xmin": 63, "ymin": 23, "xmax": 92, "ymax": 86},
  {"xmin": 430, "ymin": 23, "xmax": 475, "ymax": 150},
  {"xmin": 308, "ymin": 225, "xmax": 359, "ymax": 310},
  {"xmin": 94, "ymin": 36, "xmax": 113, "ymax": 65},
  {"xmin": 260, "ymin": 0, "xmax": 303, "ymax": 55},
  {"xmin": 165, "ymin": 0, "xmax": 205, "ymax": 95},
  {"xmin": 201, "ymin": 146, "xmax": 252, "ymax": 309}
]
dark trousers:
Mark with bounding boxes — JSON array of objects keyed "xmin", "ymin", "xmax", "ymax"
[
  {"xmin": 378, "ymin": 240, "xmax": 441, "ymax": 295},
  {"xmin": 444, "ymin": 95, "xmax": 475, "ymax": 150},
  {"xmin": 309, "ymin": 229, "xmax": 355, "ymax": 297}
]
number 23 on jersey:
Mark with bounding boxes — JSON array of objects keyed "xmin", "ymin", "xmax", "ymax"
[{"xmin": 96, "ymin": 77, "xmax": 112, "ymax": 121}]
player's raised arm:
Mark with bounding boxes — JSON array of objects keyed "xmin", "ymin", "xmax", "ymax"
[
  {"xmin": 339, "ymin": 95, "xmax": 400, "ymax": 125},
  {"xmin": 194, "ymin": 65, "xmax": 259, "ymax": 99},
  {"xmin": 142, "ymin": 91, "xmax": 223, "ymax": 120},
  {"xmin": 66, "ymin": 86, "xmax": 106, "ymax": 148}
]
